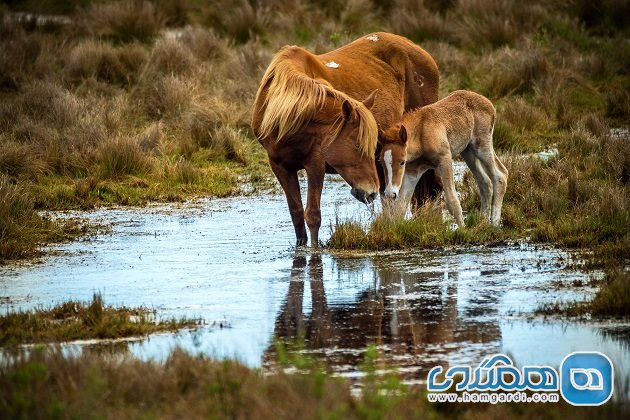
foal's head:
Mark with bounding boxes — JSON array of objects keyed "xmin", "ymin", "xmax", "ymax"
[{"xmin": 378, "ymin": 124, "xmax": 408, "ymax": 200}]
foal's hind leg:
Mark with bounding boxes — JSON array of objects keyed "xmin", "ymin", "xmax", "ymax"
[
  {"xmin": 461, "ymin": 146, "xmax": 492, "ymax": 221},
  {"xmin": 435, "ymin": 154, "xmax": 465, "ymax": 228},
  {"xmin": 473, "ymin": 139, "xmax": 508, "ymax": 226},
  {"xmin": 491, "ymin": 153, "xmax": 509, "ymax": 224}
]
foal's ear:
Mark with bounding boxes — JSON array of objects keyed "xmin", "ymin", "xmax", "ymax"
[
  {"xmin": 399, "ymin": 125, "xmax": 408, "ymax": 144},
  {"xmin": 341, "ymin": 100, "xmax": 354, "ymax": 122},
  {"xmin": 362, "ymin": 89, "xmax": 378, "ymax": 110}
]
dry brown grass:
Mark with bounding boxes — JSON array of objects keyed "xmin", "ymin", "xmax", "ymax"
[
  {"xmin": 478, "ymin": 43, "xmax": 550, "ymax": 98},
  {"xmin": 146, "ymin": 37, "xmax": 198, "ymax": 76},
  {"xmin": 18, "ymin": 81, "xmax": 82, "ymax": 128},
  {"xmin": 0, "ymin": 141, "xmax": 46, "ymax": 178},
  {"xmin": 66, "ymin": 40, "xmax": 147, "ymax": 85},
  {"xmin": 200, "ymin": 0, "xmax": 270, "ymax": 43},
  {"xmin": 493, "ymin": 97, "xmax": 554, "ymax": 151},
  {"xmin": 84, "ymin": 0, "xmax": 165, "ymax": 43},
  {"xmin": 389, "ymin": 0, "xmax": 452, "ymax": 42},
  {"xmin": 136, "ymin": 74, "xmax": 198, "ymax": 120},
  {"xmin": 177, "ymin": 26, "xmax": 230, "ymax": 61},
  {"xmin": 99, "ymin": 136, "xmax": 153, "ymax": 178}
]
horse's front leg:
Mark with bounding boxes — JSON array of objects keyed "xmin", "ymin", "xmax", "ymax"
[
  {"xmin": 269, "ymin": 160, "xmax": 308, "ymax": 246},
  {"xmin": 304, "ymin": 159, "xmax": 325, "ymax": 247}
]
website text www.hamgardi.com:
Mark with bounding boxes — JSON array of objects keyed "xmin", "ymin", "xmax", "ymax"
[{"xmin": 427, "ymin": 391, "xmax": 560, "ymax": 404}]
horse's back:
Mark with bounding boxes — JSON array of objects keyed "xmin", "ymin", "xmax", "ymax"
[{"xmin": 317, "ymin": 33, "xmax": 439, "ymax": 119}]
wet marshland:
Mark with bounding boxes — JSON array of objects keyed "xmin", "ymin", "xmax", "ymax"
[{"xmin": 1, "ymin": 173, "xmax": 628, "ymax": 390}]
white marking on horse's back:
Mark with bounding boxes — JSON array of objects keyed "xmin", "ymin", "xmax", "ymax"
[
  {"xmin": 384, "ymin": 149, "xmax": 393, "ymax": 189},
  {"xmin": 366, "ymin": 34, "xmax": 379, "ymax": 42},
  {"xmin": 325, "ymin": 61, "xmax": 340, "ymax": 68}
]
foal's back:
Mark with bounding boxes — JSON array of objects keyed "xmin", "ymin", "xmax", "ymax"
[{"xmin": 414, "ymin": 90, "xmax": 495, "ymax": 156}]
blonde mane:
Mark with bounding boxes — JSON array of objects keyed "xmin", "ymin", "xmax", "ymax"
[{"xmin": 254, "ymin": 46, "xmax": 377, "ymax": 157}]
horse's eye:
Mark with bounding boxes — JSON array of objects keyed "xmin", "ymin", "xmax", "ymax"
[{"xmin": 400, "ymin": 160, "xmax": 406, "ymax": 166}]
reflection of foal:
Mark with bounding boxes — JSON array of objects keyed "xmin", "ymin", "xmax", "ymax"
[{"xmin": 379, "ymin": 90, "xmax": 509, "ymax": 226}]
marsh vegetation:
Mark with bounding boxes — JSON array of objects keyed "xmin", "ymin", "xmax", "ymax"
[
  {"xmin": 0, "ymin": 293, "xmax": 200, "ymax": 346},
  {"xmin": 1, "ymin": 0, "xmax": 627, "ymax": 263},
  {"xmin": 0, "ymin": 0, "xmax": 628, "ymax": 416}
]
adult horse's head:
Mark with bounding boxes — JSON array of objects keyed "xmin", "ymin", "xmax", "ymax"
[
  {"xmin": 320, "ymin": 90, "xmax": 380, "ymax": 204},
  {"xmin": 378, "ymin": 124, "xmax": 408, "ymax": 200}
]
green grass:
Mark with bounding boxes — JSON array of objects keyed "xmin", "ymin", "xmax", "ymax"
[
  {"xmin": 0, "ymin": 345, "xmax": 625, "ymax": 419},
  {"xmin": 0, "ymin": 293, "xmax": 200, "ymax": 346}
]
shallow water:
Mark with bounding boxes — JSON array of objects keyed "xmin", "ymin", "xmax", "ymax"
[{"xmin": 1, "ymin": 174, "xmax": 628, "ymax": 394}]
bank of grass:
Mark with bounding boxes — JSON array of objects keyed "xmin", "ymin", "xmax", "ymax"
[
  {"xmin": 0, "ymin": 345, "xmax": 625, "ymax": 420},
  {"xmin": 0, "ymin": 175, "xmax": 93, "ymax": 261},
  {"xmin": 538, "ymin": 269, "xmax": 630, "ymax": 318},
  {"xmin": 0, "ymin": 294, "xmax": 200, "ymax": 346}
]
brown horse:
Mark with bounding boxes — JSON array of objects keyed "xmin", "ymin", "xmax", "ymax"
[
  {"xmin": 252, "ymin": 32, "xmax": 441, "ymax": 246},
  {"xmin": 379, "ymin": 90, "xmax": 509, "ymax": 226}
]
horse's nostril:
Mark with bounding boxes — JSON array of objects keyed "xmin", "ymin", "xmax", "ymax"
[
  {"xmin": 369, "ymin": 192, "xmax": 378, "ymax": 201},
  {"xmin": 392, "ymin": 192, "xmax": 398, "ymax": 199}
]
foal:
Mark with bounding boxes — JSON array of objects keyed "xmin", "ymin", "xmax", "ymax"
[{"xmin": 379, "ymin": 90, "xmax": 509, "ymax": 227}]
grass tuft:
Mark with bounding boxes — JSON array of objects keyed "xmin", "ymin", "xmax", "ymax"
[
  {"xmin": 85, "ymin": 0, "xmax": 165, "ymax": 43},
  {"xmin": 99, "ymin": 136, "xmax": 153, "ymax": 179},
  {"xmin": 0, "ymin": 293, "xmax": 200, "ymax": 346}
]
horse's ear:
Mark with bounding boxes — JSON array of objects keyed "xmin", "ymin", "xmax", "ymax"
[
  {"xmin": 399, "ymin": 125, "xmax": 408, "ymax": 144},
  {"xmin": 342, "ymin": 100, "xmax": 354, "ymax": 122},
  {"xmin": 362, "ymin": 89, "xmax": 378, "ymax": 110}
]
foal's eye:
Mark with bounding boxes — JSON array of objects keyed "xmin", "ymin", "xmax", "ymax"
[{"xmin": 400, "ymin": 160, "xmax": 406, "ymax": 166}]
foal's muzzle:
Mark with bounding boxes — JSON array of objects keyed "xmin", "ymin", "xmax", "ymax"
[{"xmin": 351, "ymin": 188, "xmax": 377, "ymax": 204}]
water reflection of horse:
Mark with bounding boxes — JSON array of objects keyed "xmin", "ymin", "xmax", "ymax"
[
  {"xmin": 264, "ymin": 253, "xmax": 501, "ymax": 379},
  {"xmin": 252, "ymin": 33, "xmax": 442, "ymax": 247}
]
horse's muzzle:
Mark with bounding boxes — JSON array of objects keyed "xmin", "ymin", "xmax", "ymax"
[{"xmin": 351, "ymin": 188, "xmax": 377, "ymax": 204}]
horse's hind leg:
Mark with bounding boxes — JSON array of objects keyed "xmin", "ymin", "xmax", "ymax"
[
  {"xmin": 436, "ymin": 155, "xmax": 465, "ymax": 228},
  {"xmin": 473, "ymin": 138, "xmax": 508, "ymax": 226},
  {"xmin": 270, "ymin": 160, "xmax": 308, "ymax": 245},
  {"xmin": 461, "ymin": 146, "xmax": 492, "ymax": 221}
]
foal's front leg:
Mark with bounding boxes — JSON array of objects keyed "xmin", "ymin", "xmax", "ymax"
[
  {"xmin": 304, "ymin": 159, "xmax": 326, "ymax": 247},
  {"xmin": 397, "ymin": 165, "xmax": 428, "ymax": 217},
  {"xmin": 436, "ymin": 155, "xmax": 465, "ymax": 228}
]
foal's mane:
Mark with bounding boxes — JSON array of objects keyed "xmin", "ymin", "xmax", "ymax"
[{"xmin": 254, "ymin": 46, "xmax": 377, "ymax": 157}]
